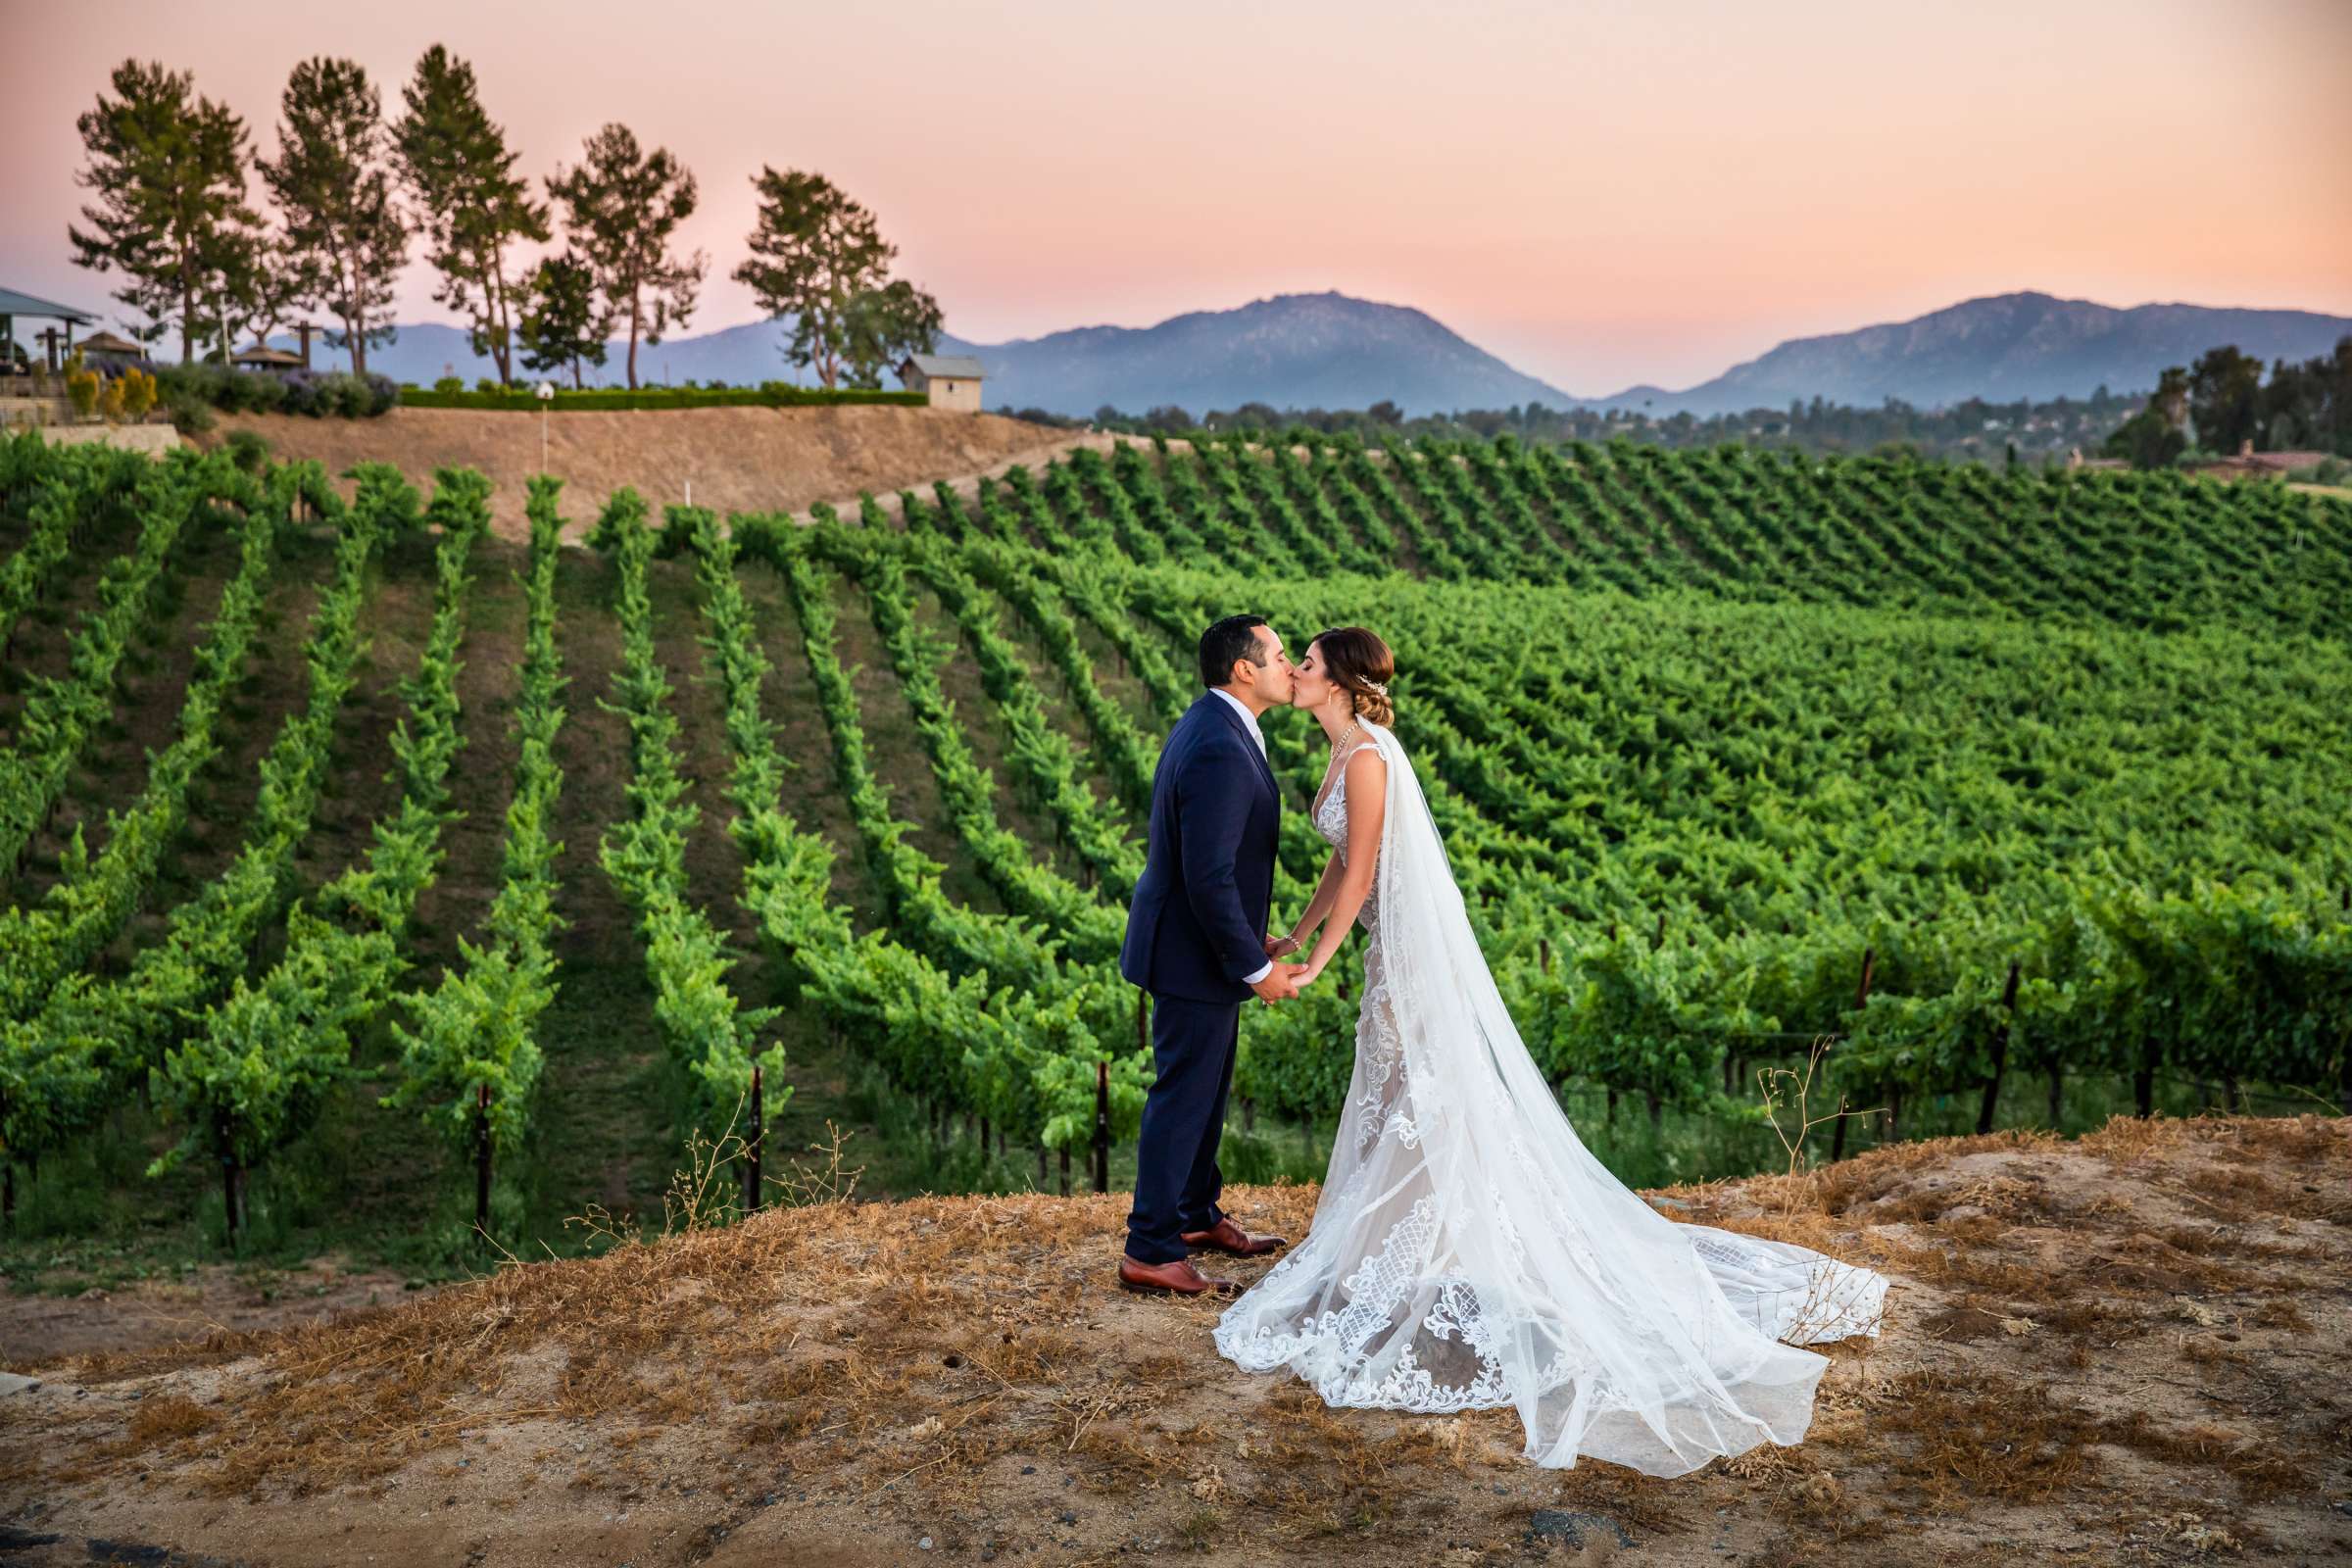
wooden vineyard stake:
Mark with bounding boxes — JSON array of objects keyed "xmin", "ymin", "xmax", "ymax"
[
  {"xmin": 215, "ymin": 1105, "xmax": 245, "ymax": 1241},
  {"xmin": 745, "ymin": 1065, "xmax": 764, "ymax": 1214},
  {"xmin": 1830, "ymin": 948, "xmax": 1875, "ymax": 1163},
  {"xmin": 1093, "ymin": 1060, "xmax": 1111, "ymax": 1195},
  {"xmin": 1976, "ymin": 960, "xmax": 2023, "ymax": 1135},
  {"xmin": 474, "ymin": 1083, "xmax": 493, "ymax": 1238}
]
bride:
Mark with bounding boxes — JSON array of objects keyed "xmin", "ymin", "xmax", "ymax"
[{"xmin": 1212, "ymin": 626, "xmax": 1888, "ymax": 1478}]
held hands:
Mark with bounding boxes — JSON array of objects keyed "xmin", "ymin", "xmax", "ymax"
[{"xmin": 1250, "ymin": 962, "xmax": 1311, "ymax": 1005}]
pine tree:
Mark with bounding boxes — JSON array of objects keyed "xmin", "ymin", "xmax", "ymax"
[
  {"xmin": 733, "ymin": 167, "xmax": 937, "ymax": 390},
  {"xmin": 392, "ymin": 46, "xmax": 550, "ymax": 387},
  {"xmin": 69, "ymin": 60, "xmax": 261, "ymax": 364},
  {"xmin": 517, "ymin": 252, "xmax": 610, "ymax": 390},
  {"xmin": 546, "ymin": 124, "xmax": 705, "ymax": 390},
  {"xmin": 259, "ymin": 56, "xmax": 409, "ymax": 376},
  {"xmin": 840, "ymin": 278, "xmax": 944, "ymax": 389}
]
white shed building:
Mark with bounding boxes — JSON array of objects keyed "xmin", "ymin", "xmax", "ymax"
[{"xmin": 896, "ymin": 353, "xmax": 986, "ymax": 412}]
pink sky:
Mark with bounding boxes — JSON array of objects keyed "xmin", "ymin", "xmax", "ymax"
[{"xmin": 6, "ymin": 0, "xmax": 2347, "ymax": 394}]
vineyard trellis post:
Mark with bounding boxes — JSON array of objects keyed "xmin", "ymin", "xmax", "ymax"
[
  {"xmin": 1976, "ymin": 960, "xmax": 2023, "ymax": 1135},
  {"xmin": 473, "ymin": 1083, "xmax": 492, "ymax": 1240},
  {"xmin": 1829, "ymin": 947, "xmax": 1876, "ymax": 1163},
  {"xmin": 1092, "ymin": 1060, "xmax": 1111, "ymax": 1195},
  {"xmin": 215, "ymin": 1105, "xmax": 245, "ymax": 1242},
  {"xmin": 745, "ymin": 1065, "xmax": 764, "ymax": 1215}
]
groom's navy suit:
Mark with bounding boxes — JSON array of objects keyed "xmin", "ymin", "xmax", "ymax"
[{"xmin": 1120, "ymin": 691, "xmax": 1282, "ymax": 1265}]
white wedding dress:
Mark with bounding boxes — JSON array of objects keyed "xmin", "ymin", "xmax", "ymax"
[{"xmin": 1212, "ymin": 719, "xmax": 1888, "ymax": 1477}]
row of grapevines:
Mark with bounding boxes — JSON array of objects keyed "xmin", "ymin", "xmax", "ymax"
[
  {"xmin": 0, "ymin": 464, "xmax": 412, "ymax": 1185},
  {"xmin": 146, "ymin": 469, "xmax": 495, "ymax": 1218},
  {"xmin": 592, "ymin": 493, "xmax": 785, "ymax": 1122},
  {"xmin": 811, "ymin": 527, "xmax": 1124, "ymax": 957},
  {"xmin": 386, "ymin": 474, "xmax": 572, "ymax": 1179},
  {"xmin": 762, "ymin": 531, "xmax": 1081, "ymax": 986},
  {"xmin": 891, "ymin": 527, "xmax": 1141, "ymax": 892},
  {"xmin": 954, "ymin": 529, "xmax": 1158, "ymax": 814},
  {"xmin": 0, "ymin": 462, "xmax": 321, "ymax": 1022},
  {"xmin": 0, "ymin": 451, "xmax": 244, "ymax": 874},
  {"xmin": 710, "ymin": 513, "xmax": 1149, "ymax": 1170}
]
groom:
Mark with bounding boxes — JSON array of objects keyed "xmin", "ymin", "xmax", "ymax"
[{"xmin": 1117, "ymin": 614, "xmax": 1303, "ymax": 1297}]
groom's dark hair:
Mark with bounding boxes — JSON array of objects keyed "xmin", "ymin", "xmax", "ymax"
[{"xmin": 1199, "ymin": 614, "xmax": 1270, "ymax": 689}]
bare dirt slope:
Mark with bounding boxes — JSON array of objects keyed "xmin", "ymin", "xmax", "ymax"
[
  {"xmin": 3, "ymin": 1116, "xmax": 2346, "ymax": 1567},
  {"xmin": 204, "ymin": 406, "xmax": 1106, "ymax": 541}
]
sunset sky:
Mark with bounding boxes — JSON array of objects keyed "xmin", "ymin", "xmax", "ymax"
[{"xmin": 6, "ymin": 0, "xmax": 2347, "ymax": 394}]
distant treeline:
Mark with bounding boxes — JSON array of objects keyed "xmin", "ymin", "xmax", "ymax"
[
  {"xmin": 1019, "ymin": 333, "xmax": 2352, "ymax": 473},
  {"xmin": 2102, "ymin": 338, "xmax": 2352, "ymax": 470}
]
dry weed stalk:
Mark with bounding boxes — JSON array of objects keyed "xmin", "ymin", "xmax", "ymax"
[
  {"xmin": 768, "ymin": 1118, "xmax": 866, "ymax": 1207},
  {"xmin": 1753, "ymin": 1035, "xmax": 1882, "ymax": 1212}
]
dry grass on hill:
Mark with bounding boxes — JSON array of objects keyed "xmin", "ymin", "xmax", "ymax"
[
  {"xmin": 203, "ymin": 405, "xmax": 1103, "ymax": 541},
  {"xmin": 2, "ymin": 1115, "xmax": 2347, "ymax": 1566}
]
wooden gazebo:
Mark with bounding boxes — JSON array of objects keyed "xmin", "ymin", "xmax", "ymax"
[
  {"xmin": 231, "ymin": 344, "xmax": 304, "ymax": 370},
  {"xmin": 77, "ymin": 331, "xmax": 149, "ymax": 370}
]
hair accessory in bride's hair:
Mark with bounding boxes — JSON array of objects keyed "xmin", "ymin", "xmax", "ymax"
[{"xmin": 1362, "ymin": 678, "xmax": 1390, "ymax": 697}]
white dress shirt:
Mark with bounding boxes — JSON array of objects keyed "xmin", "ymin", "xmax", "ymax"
[
  {"xmin": 1210, "ymin": 686, "xmax": 1267, "ymax": 756},
  {"xmin": 1208, "ymin": 687, "xmax": 1273, "ymax": 985}
]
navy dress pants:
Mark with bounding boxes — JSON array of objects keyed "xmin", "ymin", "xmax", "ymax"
[{"xmin": 1124, "ymin": 992, "xmax": 1240, "ymax": 1264}]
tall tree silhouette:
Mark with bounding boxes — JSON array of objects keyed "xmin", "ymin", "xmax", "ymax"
[
  {"xmin": 394, "ymin": 46, "xmax": 550, "ymax": 387},
  {"xmin": 734, "ymin": 167, "xmax": 938, "ymax": 389},
  {"xmin": 547, "ymin": 124, "xmax": 705, "ymax": 390},
  {"xmin": 259, "ymin": 56, "xmax": 409, "ymax": 375},
  {"xmin": 69, "ymin": 60, "xmax": 260, "ymax": 364}
]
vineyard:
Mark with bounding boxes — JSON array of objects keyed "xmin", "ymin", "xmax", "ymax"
[{"xmin": 2, "ymin": 427, "xmax": 2349, "ymax": 1265}]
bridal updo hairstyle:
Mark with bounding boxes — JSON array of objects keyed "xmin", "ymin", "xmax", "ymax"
[{"xmin": 1310, "ymin": 626, "xmax": 1395, "ymax": 725}]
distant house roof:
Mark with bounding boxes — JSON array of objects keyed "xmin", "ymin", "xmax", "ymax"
[
  {"xmin": 2238, "ymin": 450, "xmax": 2334, "ymax": 473},
  {"xmin": 0, "ymin": 287, "xmax": 97, "ymax": 324},
  {"xmin": 232, "ymin": 344, "xmax": 304, "ymax": 368},
  {"xmin": 2188, "ymin": 442, "xmax": 2337, "ymax": 477},
  {"xmin": 79, "ymin": 331, "xmax": 147, "ymax": 357},
  {"xmin": 900, "ymin": 354, "xmax": 985, "ymax": 380}
]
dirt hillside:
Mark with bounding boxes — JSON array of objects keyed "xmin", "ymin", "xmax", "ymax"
[
  {"xmin": 203, "ymin": 405, "xmax": 1114, "ymax": 541},
  {"xmin": 3, "ymin": 1115, "xmax": 2346, "ymax": 1567}
]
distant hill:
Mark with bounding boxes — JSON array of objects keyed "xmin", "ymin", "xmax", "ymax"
[
  {"xmin": 274, "ymin": 291, "xmax": 1571, "ymax": 416},
  {"xmin": 1585, "ymin": 291, "xmax": 2352, "ymax": 416},
  {"xmin": 274, "ymin": 318, "xmax": 814, "ymax": 391},
  {"xmin": 287, "ymin": 288, "xmax": 2352, "ymax": 419},
  {"xmin": 279, "ymin": 292, "xmax": 1576, "ymax": 417},
  {"xmin": 932, "ymin": 291, "xmax": 1575, "ymax": 417}
]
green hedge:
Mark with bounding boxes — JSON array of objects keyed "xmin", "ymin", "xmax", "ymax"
[{"xmin": 395, "ymin": 385, "xmax": 928, "ymax": 412}]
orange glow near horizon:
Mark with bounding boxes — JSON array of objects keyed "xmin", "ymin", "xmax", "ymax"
[{"xmin": 6, "ymin": 0, "xmax": 2347, "ymax": 393}]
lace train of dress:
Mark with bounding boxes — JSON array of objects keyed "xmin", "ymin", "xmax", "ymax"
[{"xmin": 1211, "ymin": 723, "xmax": 1888, "ymax": 1477}]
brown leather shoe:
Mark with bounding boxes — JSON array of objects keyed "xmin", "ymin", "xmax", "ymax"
[
  {"xmin": 1118, "ymin": 1254, "xmax": 1241, "ymax": 1298},
  {"xmin": 1180, "ymin": 1216, "xmax": 1289, "ymax": 1257}
]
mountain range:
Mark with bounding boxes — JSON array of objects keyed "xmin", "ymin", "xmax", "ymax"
[{"xmin": 289, "ymin": 290, "xmax": 2350, "ymax": 419}]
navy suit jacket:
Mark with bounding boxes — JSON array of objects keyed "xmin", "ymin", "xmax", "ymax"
[{"xmin": 1120, "ymin": 693, "xmax": 1283, "ymax": 1005}]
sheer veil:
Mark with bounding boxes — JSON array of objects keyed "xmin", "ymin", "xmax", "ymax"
[{"xmin": 1212, "ymin": 719, "xmax": 1888, "ymax": 1477}]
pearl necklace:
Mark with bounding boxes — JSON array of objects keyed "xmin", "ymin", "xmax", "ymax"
[{"xmin": 1326, "ymin": 714, "xmax": 1360, "ymax": 766}]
